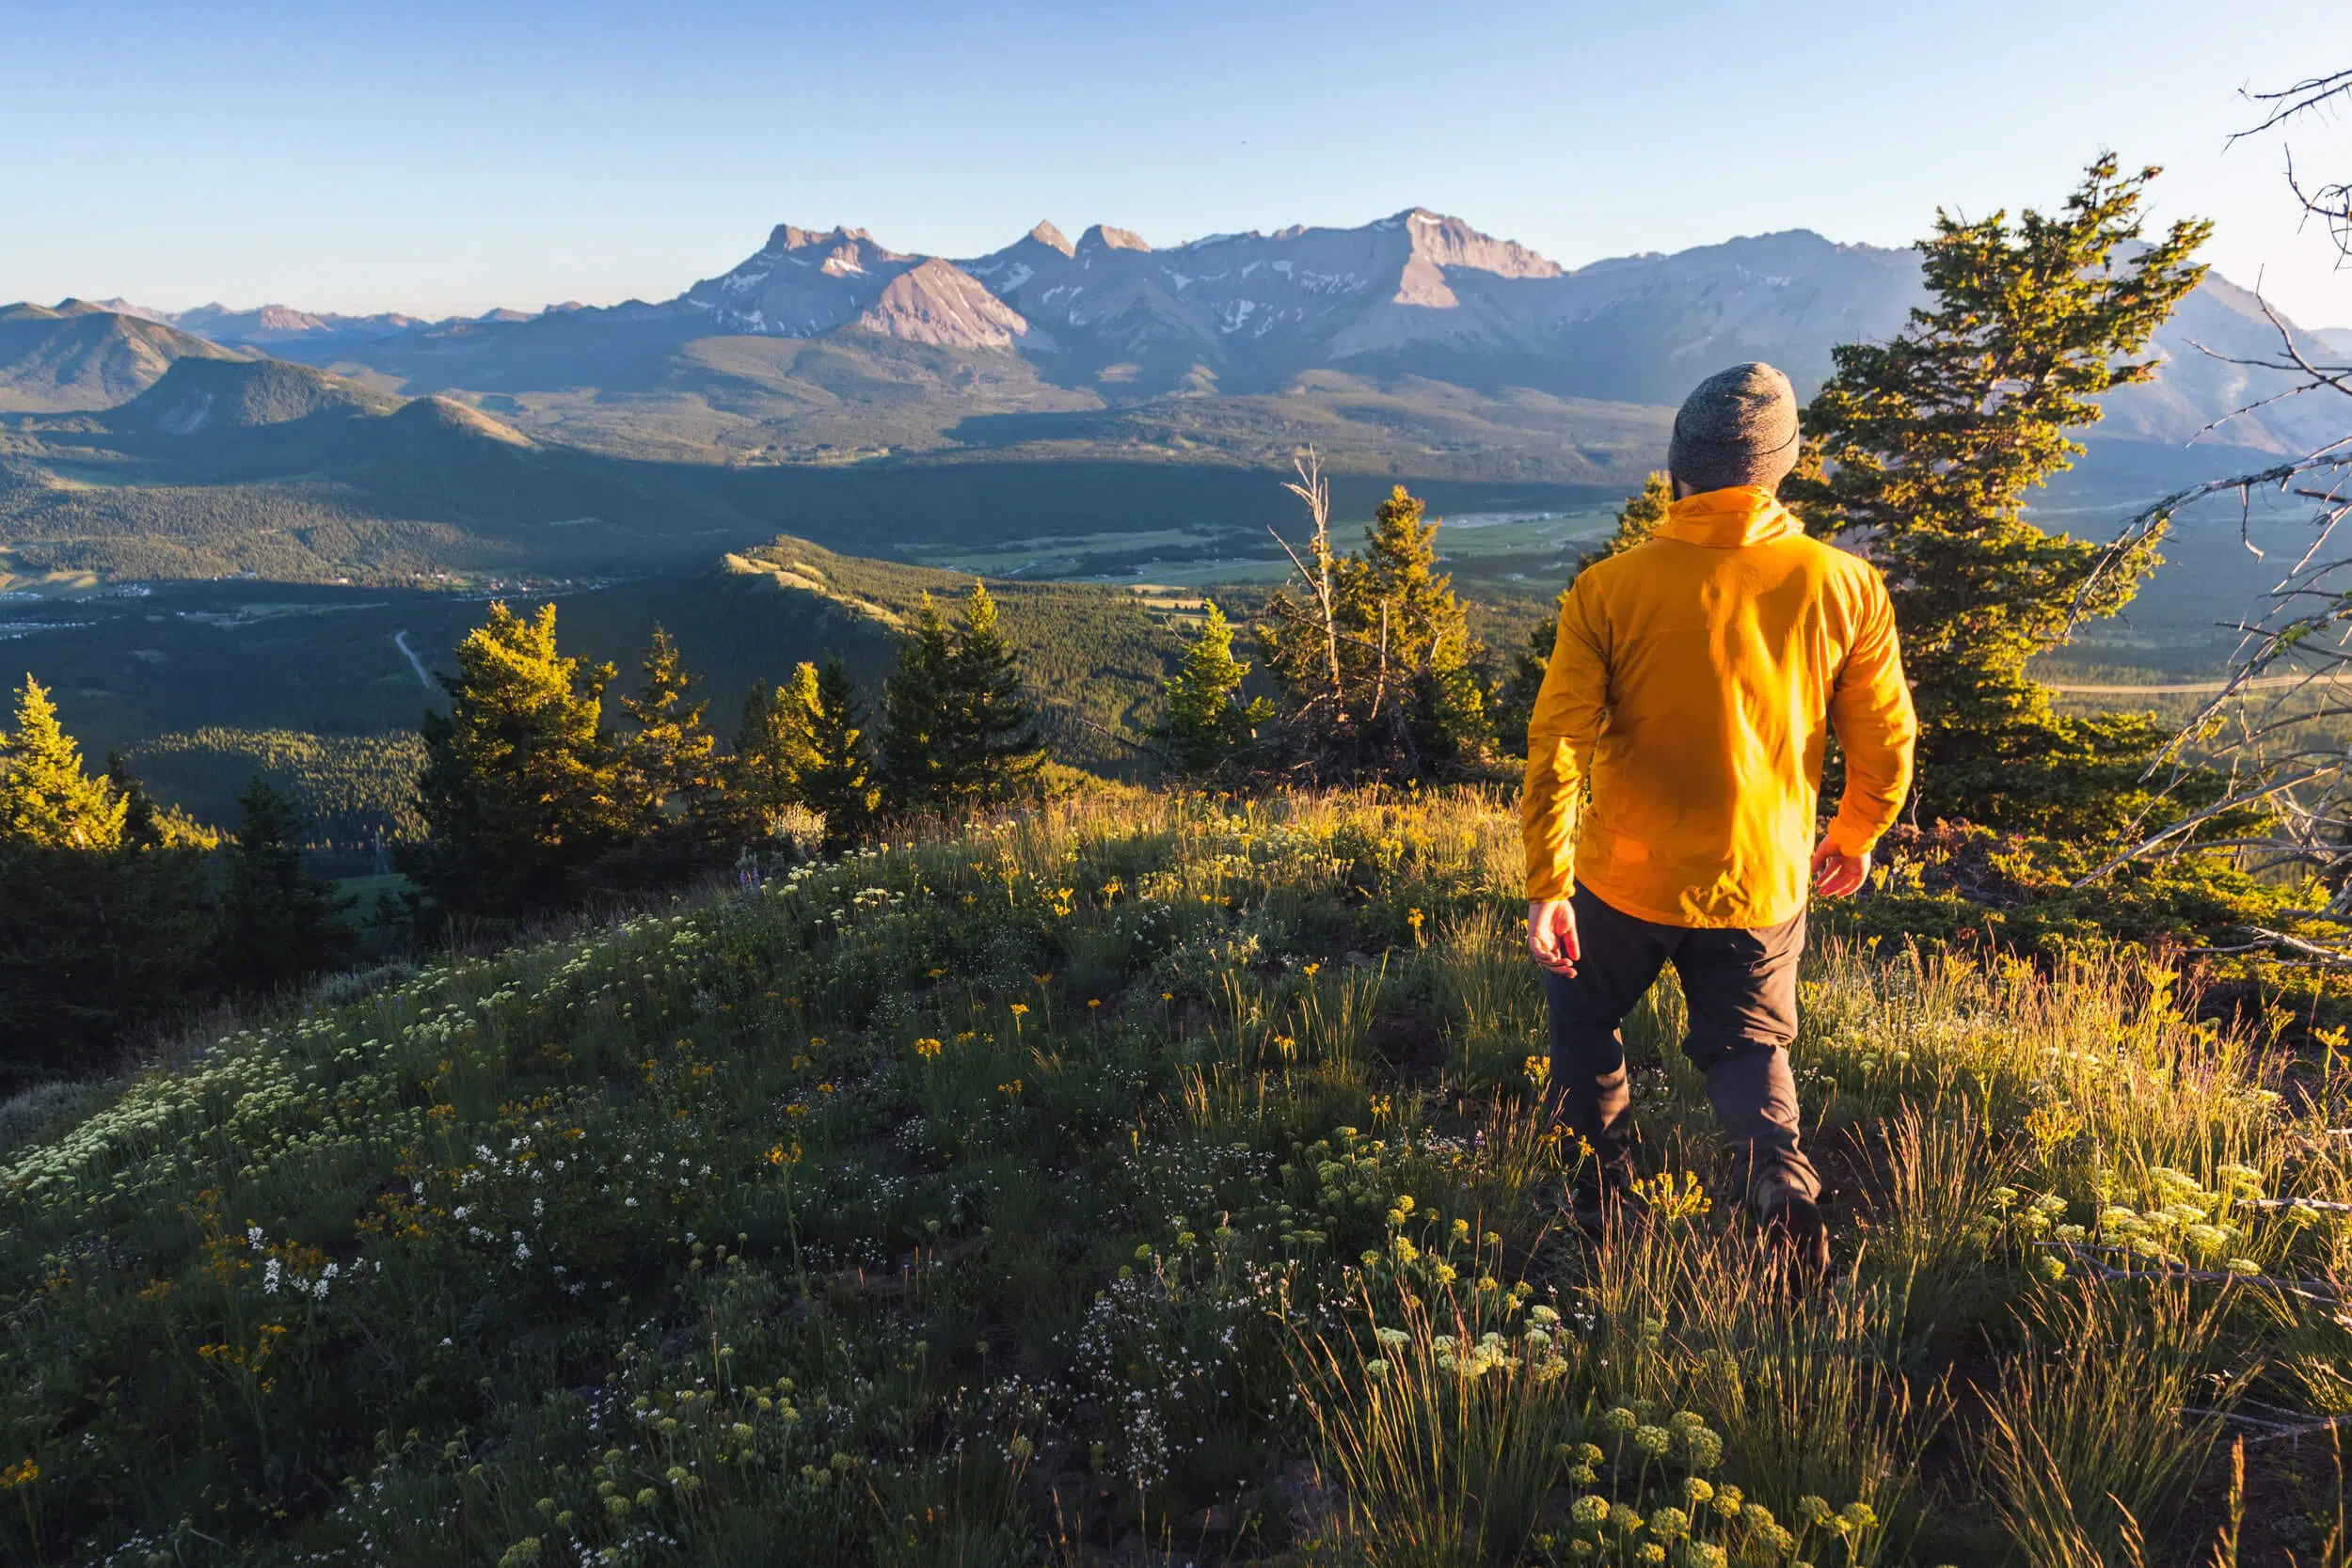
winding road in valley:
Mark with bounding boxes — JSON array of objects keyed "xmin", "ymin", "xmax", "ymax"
[{"xmin": 393, "ymin": 630, "xmax": 432, "ymax": 690}]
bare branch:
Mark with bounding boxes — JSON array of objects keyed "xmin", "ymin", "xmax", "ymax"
[{"xmin": 2231, "ymin": 69, "xmax": 2352, "ymax": 142}]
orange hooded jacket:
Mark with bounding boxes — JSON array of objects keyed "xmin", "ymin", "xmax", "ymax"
[{"xmin": 1520, "ymin": 486, "xmax": 1916, "ymax": 928}]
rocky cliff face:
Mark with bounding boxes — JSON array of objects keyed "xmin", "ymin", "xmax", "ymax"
[{"xmin": 677, "ymin": 225, "xmax": 1031, "ymax": 351}]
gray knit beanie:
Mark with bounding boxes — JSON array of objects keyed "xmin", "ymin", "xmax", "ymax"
[{"xmin": 1667, "ymin": 362, "xmax": 1801, "ymax": 495}]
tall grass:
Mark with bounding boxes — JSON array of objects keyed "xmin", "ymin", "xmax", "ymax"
[
  {"xmin": 1295, "ymin": 1281, "xmax": 1582, "ymax": 1566},
  {"xmin": 1979, "ymin": 1282, "xmax": 2239, "ymax": 1567},
  {"xmin": 1, "ymin": 787, "xmax": 2346, "ymax": 1565}
]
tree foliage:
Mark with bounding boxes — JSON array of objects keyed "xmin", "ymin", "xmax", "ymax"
[
  {"xmin": 1259, "ymin": 468, "xmax": 1493, "ymax": 783},
  {"xmin": 880, "ymin": 584, "xmax": 1044, "ymax": 818},
  {"xmin": 613, "ymin": 625, "xmax": 728, "ymax": 879},
  {"xmin": 1787, "ymin": 155, "xmax": 2211, "ymax": 828},
  {"xmin": 215, "ymin": 776, "xmax": 357, "ymax": 996},
  {"xmin": 944, "ymin": 582, "xmax": 1045, "ymax": 807},
  {"xmin": 412, "ymin": 602, "xmax": 620, "ymax": 922},
  {"xmin": 0, "ymin": 677, "xmax": 210, "ymax": 1083},
  {"xmin": 732, "ymin": 668, "xmax": 823, "ymax": 844},
  {"xmin": 800, "ymin": 656, "xmax": 880, "ymax": 857},
  {"xmin": 1154, "ymin": 601, "xmax": 1271, "ymax": 781},
  {"xmin": 1, "ymin": 676, "xmax": 126, "ymax": 850},
  {"xmin": 880, "ymin": 594, "xmax": 959, "ymax": 815}
]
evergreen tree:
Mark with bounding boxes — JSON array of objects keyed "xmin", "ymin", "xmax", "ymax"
[
  {"xmin": 1355, "ymin": 485, "xmax": 1489, "ymax": 768},
  {"xmin": 215, "ymin": 776, "xmax": 357, "ymax": 995},
  {"xmin": 412, "ymin": 602, "xmax": 619, "ymax": 920},
  {"xmin": 0, "ymin": 681, "xmax": 207, "ymax": 1080},
  {"xmin": 880, "ymin": 593, "xmax": 958, "ymax": 816},
  {"xmin": 1154, "ymin": 600, "xmax": 1272, "ymax": 780},
  {"xmin": 617, "ymin": 626, "xmax": 723, "ymax": 859},
  {"xmin": 1787, "ymin": 155, "xmax": 2210, "ymax": 830},
  {"xmin": 801, "ymin": 656, "xmax": 879, "ymax": 857},
  {"xmin": 944, "ymin": 582, "xmax": 1044, "ymax": 807},
  {"xmin": 1261, "ymin": 483, "xmax": 1491, "ymax": 781},
  {"xmin": 0, "ymin": 676, "xmax": 126, "ymax": 850},
  {"xmin": 106, "ymin": 752, "xmax": 167, "ymax": 851},
  {"xmin": 731, "ymin": 667, "xmax": 822, "ymax": 841}
]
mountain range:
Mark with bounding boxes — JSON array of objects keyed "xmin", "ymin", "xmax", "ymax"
[
  {"xmin": 1, "ymin": 206, "xmax": 2345, "ymax": 601},
  {"xmin": 19, "ymin": 206, "xmax": 2342, "ymax": 460}
]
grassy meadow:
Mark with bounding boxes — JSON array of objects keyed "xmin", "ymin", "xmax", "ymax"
[{"xmin": 4, "ymin": 789, "xmax": 2349, "ymax": 1566}]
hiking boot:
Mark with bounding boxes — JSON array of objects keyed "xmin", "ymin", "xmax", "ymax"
[{"xmin": 1756, "ymin": 1194, "xmax": 1831, "ymax": 1277}]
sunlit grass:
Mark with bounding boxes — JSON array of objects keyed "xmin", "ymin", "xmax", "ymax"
[{"xmin": 1, "ymin": 787, "xmax": 2346, "ymax": 1564}]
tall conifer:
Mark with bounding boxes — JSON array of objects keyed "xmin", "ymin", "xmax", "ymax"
[
  {"xmin": 413, "ymin": 602, "xmax": 618, "ymax": 919},
  {"xmin": 946, "ymin": 582, "xmax": 1043, "ymax": 807},
  {"xmin": 732, "ymin": 667, "xmax": 822, "ymax": 841},
  {"xmin": 1263, "ymin": 483, "xmax": 1490, "ymax": 780},
  {"xmin": 801, "ymin": 656, "xmax": 878, "ymax": 856},
  {"xmin": 1155, "ymin": 601, "xmax": 1270, "ymax": 780},
  {"xmin": 618, "ymin": 625, "xmax": 723, "ymax": 854},
  {"xmin": 215, "ymin": 776, "xmax": 356, "ymax": 994},
  {"xmin": 1788, "ymin": 155, "xmax": 2210, "ymax": 829},
  {"xmin": 0, "ymin": 676, "xmax": 126, "ymax": 850},
  {"xmin": 880, "ymin": 594, "xmax": 958, "ymax": 816},
  {"xmin": 0, "ymin": 681, "xmax": 207, "ymax": 1075}
]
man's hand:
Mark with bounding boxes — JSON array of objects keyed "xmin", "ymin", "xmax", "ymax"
[
  {"xmin": 1811, "ymin": 839, "xmax": 1872, "ymax": 898},
  {"xmin": 1528, "ymin": 898, "xmax": 1580, "ymax": 975}
]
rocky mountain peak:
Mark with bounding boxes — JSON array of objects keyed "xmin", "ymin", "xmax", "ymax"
[
  {"xmin": 766, "ymin": 223, "xmax": 877, "ymax": 253},
  {"xmin": 1396, "ymin": 208, "xmax": 1561, "ymax": 278},
  {"xmin": 1078, "ymin": 225, "xmax": 1152, "ymax": 254},
  {"xmin": 1026, "ymin": 220, "xmax": 1074, "ymax": 258},
  {"xmin": 854, "ymin": 258, "xmax": 1034, "ymax": 351}
]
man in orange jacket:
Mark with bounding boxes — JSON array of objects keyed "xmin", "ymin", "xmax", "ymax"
[{"xmin": 1520, "ymin": 362, "xmax": 1916, "ymax": 1268}]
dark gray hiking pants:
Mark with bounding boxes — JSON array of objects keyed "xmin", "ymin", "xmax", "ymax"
[{"xmin": 1542, "ymin": 887, "xmax": 1820, "ymax": 1215}]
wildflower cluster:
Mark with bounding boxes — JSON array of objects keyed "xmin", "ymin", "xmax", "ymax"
[{"xmin": 1995, "ymin": 1161, "xmax": 2327, "ymax": 1281}]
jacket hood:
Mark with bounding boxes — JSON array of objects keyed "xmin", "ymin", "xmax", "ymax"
[{"xmin": 1657, "ymin": 486, "xmax": 1800, "ymax": 548}]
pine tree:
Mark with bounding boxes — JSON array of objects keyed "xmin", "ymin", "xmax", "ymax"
[
  {"xmin": 617, "ymin": 625, "xmax": 723, "ymax": 862},
  {"xmin": 412, "ymin": 602, "xmax": 619, "ymax": 920},
  {"xmin": 1155, "ymin": 601, "xmax": 1272, "ymax": 780},
  {"xmin": 0, "ymin": 676, "xmax": 127, "ymax": 850},
  {"xmin": 1787, "ymin": 155, "xmax": 2211, "ymax": 830},
  {"xmin": 1262, "ymin": 482, "xmax": 1491, "ymax": 781},
  {"xmin": 215, "ymin": 776, "xmax": 357, "ymax": 995},
  {"xmin": 945, "ymin": 582, "xmax": 1043, "ymax": 807},
  {"xmin": 801, "ymin": 656, "xmax": 878, "ymax": 857},
  {"xmin": 732, "ymin": 667, "xmax": 822, "ymax": 842},
  {"xmin": 0, "ymin": 681, "xmax": 207, "ymax": 1077},
  {"xmin": 880, "ymin": 594, "xmax": 958, "ymax": 816},
  {"xmin": 106, "ymin": 752, "xmax": 167, "ymax": 851},
  {"xmin": 1351, "ymin": 485, "xmax": 1489, "ymax": 768}
]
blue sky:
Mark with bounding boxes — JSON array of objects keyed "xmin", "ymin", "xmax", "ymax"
[{"xmin": 8, "ymin": 0, "xmax": 2348, "ymax": 325}]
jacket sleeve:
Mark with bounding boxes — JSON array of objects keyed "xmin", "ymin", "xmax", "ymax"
[
  {"xmin": 1824, "ymin": 570, "xmax": 1917, "ymax": 857},
  {"xmin": 1520, "ymin": 580, "xmax": 1611, "ymax": 900}
]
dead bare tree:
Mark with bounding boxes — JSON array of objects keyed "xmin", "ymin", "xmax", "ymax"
[
  {"xmin": 1273, "ymin": 451, "xmax": 1347, "ymax": 728},
  {"xmin": 2072, "ymin": 70, "xmax": 2352, "ymax": 958},
  {"xmin": 1258, "ymin": 450, "xmax": 1488, "ymax": 784},
  {"xmin": 2233, "ymin": 69, "xmax": 2352, "ymax": 264}
]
